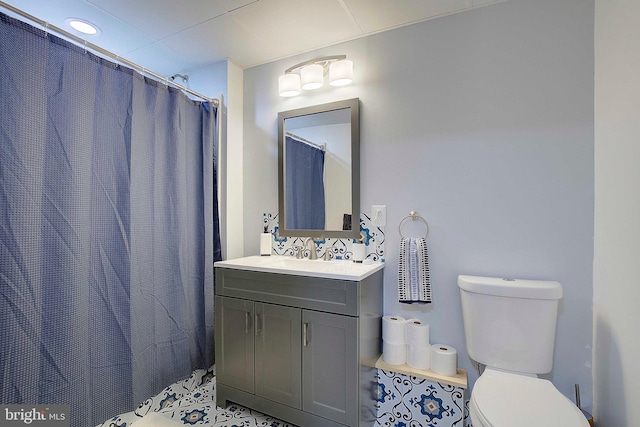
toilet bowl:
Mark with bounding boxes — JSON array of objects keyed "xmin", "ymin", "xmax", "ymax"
[{"xmin": 469, "ymin": 368, "xmax": 589, "ymax": 427}]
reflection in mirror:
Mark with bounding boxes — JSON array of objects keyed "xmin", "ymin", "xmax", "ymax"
[{"xmin": 278, "ymin": 98, "xmax": 359, "ymax": 238}]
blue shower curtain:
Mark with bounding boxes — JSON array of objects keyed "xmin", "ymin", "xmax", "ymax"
[
  {"xmin": 285, "ymin": 136, "xmax": 325, "ymax": 230},
  {"xmin": 0, "ymin": 12, "xmax": 221, "ymax": 426}
]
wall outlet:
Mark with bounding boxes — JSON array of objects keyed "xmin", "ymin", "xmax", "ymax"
[{"xmin": 371, "ymin": 205, "xmax": 387, "ymax": 226}]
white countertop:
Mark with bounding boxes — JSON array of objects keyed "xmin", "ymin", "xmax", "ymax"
[{"xmin": 215, "ymin": 255, "xmax": 384, "ymax": 281}]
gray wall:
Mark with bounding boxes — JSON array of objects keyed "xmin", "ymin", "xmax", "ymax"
[
  {"xmin": 243, "ymin": 0, "xmax": 594, "ymax": 408},
  {"xmin": 594, "ymin": 0, "xmax": 640, "ymax": 425}
]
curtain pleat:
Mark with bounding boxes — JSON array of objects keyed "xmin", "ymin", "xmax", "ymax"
[
  {"xmin": 285, "ymin": 136, "xmax": 326, "ymax": 230},
  {"xmin": 0, "ymin": 12, "xmax": 220, "ymax": 426}
]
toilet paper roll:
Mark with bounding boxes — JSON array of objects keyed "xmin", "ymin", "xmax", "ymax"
[
  {"xmin": 405, "ymin": 319, "xmax": 430, "ymax": 347},
  {"xmin": 382, "ymin": 315, "xmax": 406, "ymax": 344},
  {"xmin": 431, "ymin": 344, "xmax": 458, "ymax": 377},
  {"xmin": 383, "ymin": 341, "xmax": 407, "ymax": 365},
  {"xmin": 407, "ymin": 344, "xmax": 431, "ymax": 371}
]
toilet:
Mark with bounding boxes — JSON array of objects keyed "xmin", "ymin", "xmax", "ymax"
[{"xmin": 458, "ymin": 275, "xmax": 589, "ymax": 427}]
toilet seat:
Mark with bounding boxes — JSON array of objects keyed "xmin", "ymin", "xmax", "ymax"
[{"xmin": 470, "ymin": 368, "xmax": 589, "ymax": 427}]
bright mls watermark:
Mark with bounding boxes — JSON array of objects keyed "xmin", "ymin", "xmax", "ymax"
[{"xmin": 1, "ymin": 405, "xmax": 69, "ymax": 426}]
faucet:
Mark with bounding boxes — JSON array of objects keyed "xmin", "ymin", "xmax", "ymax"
[
  {"xmin": 303, "ymin": 237, "xmax": 318, "ymax": 260},
  {"xmin": 323, "ymin": 247, "xmax": 336, "ymax": 261}
]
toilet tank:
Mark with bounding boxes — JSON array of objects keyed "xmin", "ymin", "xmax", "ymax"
[{"xmin": 458, "ymin": 275, "xmax": 563, "ymax": 374}]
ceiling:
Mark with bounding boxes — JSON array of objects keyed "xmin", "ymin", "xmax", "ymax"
[{"xmin": 1, "ymin": 0, "xmax": 503, "ymax": 77}]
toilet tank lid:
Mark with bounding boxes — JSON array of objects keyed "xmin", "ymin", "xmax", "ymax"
[{"xmin": 458, "ymin": 275, "xmax": 562, "ymax": 300}]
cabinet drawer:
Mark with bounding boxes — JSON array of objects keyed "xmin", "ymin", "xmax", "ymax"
[{"xmin": 215, "ymin": 268, "xmax": 359, "ymax": 316}]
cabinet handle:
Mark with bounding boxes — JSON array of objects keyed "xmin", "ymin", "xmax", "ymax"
[
  {"xmin": 303, "ymin": 323, "xmax": 309, "ymax": 347},
  {"xmin": 255, "ymin": 313, "xmax": 262, "ymax": 335},
  {"xmin": 245, "ymin": 311, "xmax": 251, "ymax": 334}
]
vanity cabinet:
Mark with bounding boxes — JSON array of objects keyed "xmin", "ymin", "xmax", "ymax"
[
  {"xmin": 301, "ymin": 309, "xmax": 358, "ymax": 424},
  {"xmin": 215, "ymin": 266, "xmax": 383, "ymax": 427},
  {"xmin": 216, "ymin": 297, "xmax": 302, "ymax": 408}
]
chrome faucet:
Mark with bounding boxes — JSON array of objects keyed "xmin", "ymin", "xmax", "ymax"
[
  {"xmin": 304, "ymin": 237, "xmax": 318, "ymax": 260},
  {"xmin": 323, "ymin": 247, "xmax": 336, "ymax": 261}
]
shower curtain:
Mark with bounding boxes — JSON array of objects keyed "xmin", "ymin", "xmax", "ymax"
[
  {"xmin": 285, "ymin": 136, "xmax": 325, "ymax": 230},
  {"xmin": 0, "ymin": 12, "xmax": 221, "ymax": 427}
]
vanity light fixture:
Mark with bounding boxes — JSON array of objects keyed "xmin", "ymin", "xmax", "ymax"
[
  {"xmin": 65, "ymin": 18, "xmax": 100, "ymax": 35},
  {"xmin": 329, "ymin": 59, "xmax": 353, "ymax": 86},
  {"xmin": 278, "ymin": 55, "xmax": 353, "ymax": 97},
  {"xmin": 278, "ymin": 73, "xmax": 301, "ymax": 97},
  {"xmin": 300, "ymin": 63, "xmax": 324, "ymax": 90}
]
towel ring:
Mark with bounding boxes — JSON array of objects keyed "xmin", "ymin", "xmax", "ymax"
[{"xmin": 399, "ymin": 211, "xmax": 429, "ymax": 239}]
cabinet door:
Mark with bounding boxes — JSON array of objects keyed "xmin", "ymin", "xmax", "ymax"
[
  {"xmin": 215, "ymin": 297, "xmax": 255, "ymax": 393},
  {"xmin": 302, "ymin": 310, "xmax": 358, "ymax": 426},
  {"xmin": 255, "ymin": 303, "xmax": 302, "ymax": 408}
]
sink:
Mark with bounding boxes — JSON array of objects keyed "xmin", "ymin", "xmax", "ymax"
[{"xmin": 214, "ymin": 255, "xmax": 384, "ymax": 281}]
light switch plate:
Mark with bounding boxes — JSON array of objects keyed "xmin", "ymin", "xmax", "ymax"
[{"xmin": 371, "ymin": 205, "xmax": 387, "ymax": 226}]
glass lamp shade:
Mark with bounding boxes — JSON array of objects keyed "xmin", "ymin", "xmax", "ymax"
[
  {"xmin": 278, "ymin": 73, "xmax": 301, "ymax": 97},
  {"xmin": 329, "ymin": 59, "xmax": 353, "ymax": 86},
  {"xmin": 300, "ymin": 64, "xmax": 324, "ymax": 90}
]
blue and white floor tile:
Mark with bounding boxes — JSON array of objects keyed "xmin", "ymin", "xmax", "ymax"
[{"xmin": 97, "ymin": 367, "xmax": 295, "ymax": 427}]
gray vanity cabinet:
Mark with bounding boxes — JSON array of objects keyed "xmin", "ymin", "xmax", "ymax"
[
  {"xmin": 255, "ymin": 301, "xmax": 302, "ymax": 407},
  {"xmin": 216, "ymin": 297, "xmax": 302, "ymax": 408},
  {"xmin": 302, "ymin": 309, "xmax": 358, "ymax": 425},
  {"xmin": 215, "ymin": 266, "xmax": 383, "ymax": 427},
  {"xmin": 215, "ymin": 297, "xmax": 255, "ymax": 393}
]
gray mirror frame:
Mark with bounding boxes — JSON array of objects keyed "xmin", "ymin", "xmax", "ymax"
[{"xmin": 278, "ymin": 98, "xmax": 360, "ymax": 239}]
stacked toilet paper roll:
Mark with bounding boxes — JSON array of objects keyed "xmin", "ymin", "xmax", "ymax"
[
  {"xmin": 382, "ymin": 315, "xmax": 433, "ymax": 369},
  {"xmin": 405, "ymin": 319, "xmax": 431, "ymax": 370},
  {"xmin": 430, "ymin": 344, "xmax": 458, "ymax": 376},
  {"xmin": 382, "ymin": 316, "xmax": 458, "ymax": 376},
  {"xmin": 382, "ymin": 315, "xmax": 406, "ymax": 365}
]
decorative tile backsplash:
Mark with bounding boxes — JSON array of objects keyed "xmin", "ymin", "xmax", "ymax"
[
  {"xmin": 374, "ymin": 369, "xmax": 469, "ymax": 427},
  {"xmin": 263, "ymin": 212, "xmax": 385, "ymax": 262}
]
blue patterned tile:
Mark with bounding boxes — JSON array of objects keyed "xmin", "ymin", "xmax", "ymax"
[
  {"xmin": 374, "ymin": 369, "xmax": 468, "ymax": 427},
  {"xmin": 263, "ymin": 212, "xmax": 385, "ymax": 262}
]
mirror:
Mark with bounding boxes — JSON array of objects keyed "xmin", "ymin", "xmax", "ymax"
[{"xmin": 278, "ymin": 98, "xmax": 360, "ymax": 238}]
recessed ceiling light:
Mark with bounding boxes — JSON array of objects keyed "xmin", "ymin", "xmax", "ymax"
[{"xmin": 65, "ymin": 18, "xmax": 100, "ymax": 35}]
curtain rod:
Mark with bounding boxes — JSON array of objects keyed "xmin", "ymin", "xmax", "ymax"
[
  {"xmin": 286, "ymin": 132, "xmax": 326, "ymax": 151},
  {"xmin": 0, "ymin": 1, "xmax": 218, "ymax": 106}
]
